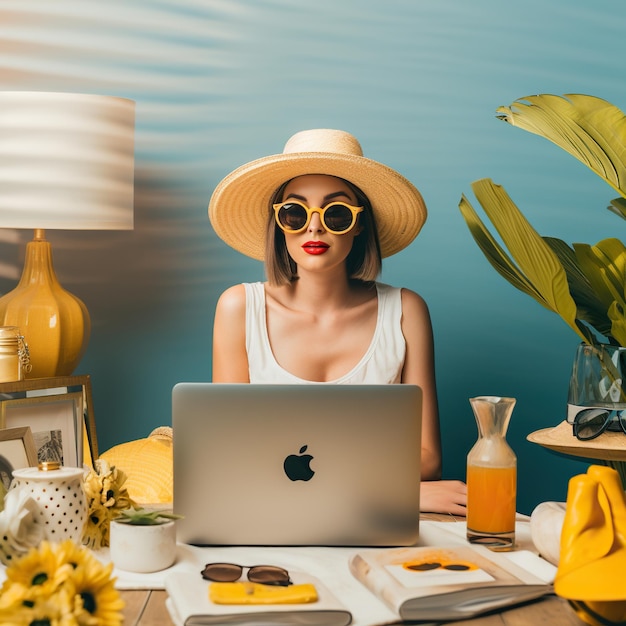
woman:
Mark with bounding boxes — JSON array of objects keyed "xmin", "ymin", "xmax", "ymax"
[{"xmin": 209, "ymin": 128, "xmax": 466, "ymax": 515}]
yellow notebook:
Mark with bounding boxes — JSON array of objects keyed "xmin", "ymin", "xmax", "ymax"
[{"xmin": 209, "ymin": 582, "xmax": 318, "ymax": 605}]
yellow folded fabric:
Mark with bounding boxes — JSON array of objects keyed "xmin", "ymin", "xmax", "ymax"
[
  {"xmin": 99, "ymin": 427, "xmax": 173, "ymax": 504},
  {"xmin": 209, "ymin": 582, "xmax": 318, "ymax": 605},
  {"xmin": 555, "ymin": 465, "xmax": 626, "ymax": 601},
  {"xmin": 555, "ymin": 465, "xmax": 626, "ymax": 626}
]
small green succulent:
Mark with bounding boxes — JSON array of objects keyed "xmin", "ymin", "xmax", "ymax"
[{"xmin": 115, "ymin": 506, "xmax": 183, "ymax": 525}]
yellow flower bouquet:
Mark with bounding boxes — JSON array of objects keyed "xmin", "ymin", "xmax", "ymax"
[
  {"xmin": 0, "ymin": 540, "xmax": 124, "ymax": 626},
  {"xmin": 82, "ymin": 460, "xmax": 134, "ymax": 549}
]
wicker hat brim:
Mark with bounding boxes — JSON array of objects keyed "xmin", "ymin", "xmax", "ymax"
[
  {"xmin": 208, "ymin": 151, "xmax": 426, "ymax": 261},
  {"xmin": 527, "ymin": 420, "xmax": 626, "ymax": 461}
]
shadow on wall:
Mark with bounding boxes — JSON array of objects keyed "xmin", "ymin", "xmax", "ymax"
[{"xmin": 0, "ymin": 165, "xmax": 245, "ymax": 332}]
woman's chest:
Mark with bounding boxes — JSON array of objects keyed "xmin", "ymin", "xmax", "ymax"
[{"xmin": 265, "ymin": 300, "xmax": 379, "ymax": 382}]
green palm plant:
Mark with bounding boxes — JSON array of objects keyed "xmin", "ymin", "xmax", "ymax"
[
  {"xmin": 459, "ymin": 94, "xmax": 626, "ymax": 347},
  {"xmin": 459, "ymin": 94, "xmax": 626, "ymax": 484}
]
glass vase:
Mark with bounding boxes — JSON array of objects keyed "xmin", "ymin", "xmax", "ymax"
[
  {"xmin": 466, "ymin": 395, "xmax": 517, "ymax": 551},
  {"xmin": 567, "ymin": 342, "xmax": 626, "ymax": 420},
  {"xmin": 567, "ymin": 342, "xmax": 626, "ymax": 486}
]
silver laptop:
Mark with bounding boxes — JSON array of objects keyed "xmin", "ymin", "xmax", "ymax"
[{"xmin": 172, "ymin": 383, "xmax": 422, "ymax": 546}]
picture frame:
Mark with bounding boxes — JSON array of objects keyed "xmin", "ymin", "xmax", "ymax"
[
  {"xmin": 0, "ymin": 426, "xmax": 38, "ymax": 490},
  {"xmin": 1, "ymin": 392, "xmax": 83, "ymax": 467},
  {"xmin": 0, "ymin": 375, "xmax": 98, "ymax": 467}
]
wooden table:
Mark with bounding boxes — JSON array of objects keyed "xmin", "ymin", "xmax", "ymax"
[{"xmin": 119, "ymin": 513, "xmax": 583, "ymax": 626}]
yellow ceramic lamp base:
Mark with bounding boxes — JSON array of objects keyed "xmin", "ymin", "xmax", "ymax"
[{"xmin": 0, "ymin": 232, "xmax": 90, "ymax": 378}]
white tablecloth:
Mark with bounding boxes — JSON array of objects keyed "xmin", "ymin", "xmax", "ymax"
[
  {"xmin": 0, "ymin": 520, "xmax": 554, "ymax": 626},
  {"xmin": 102, "ymin": 520, "xmax": 556, "ymax": 626}
]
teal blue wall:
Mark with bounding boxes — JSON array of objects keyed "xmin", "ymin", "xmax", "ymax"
[{"xmin": 1, "ymin": 0, "xmax": 624, "ymax": 514}]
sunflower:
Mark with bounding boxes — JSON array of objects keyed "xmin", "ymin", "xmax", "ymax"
[
  {"xmin": 82, "ymin": 460, "xmax": 134, "ymax": 549},
  {"xmin": 0, "ymin": 586, "xmax": 74, "ymax": 626},
  {"xmin": 0, "ymin": 581, "xmax": 30, "ymax": 624},
  {"xmin": 55, "ymin": 540, "xmax": 92, "ymax": 572},
  {"xmin": 81, "ymin": 504, "xmax": 109, "ymax": 552},
  {"xmin": 42, "ymin": 540, "xmax": 124, "ymax": 626},
  {"xmin": 0, "ymin": 540, "xmax": 123, "ymax": 626},
  {"xmin": 3, "ymin": 541, "xmax": 73, "ymax": 599},
  {"xmin": 65, "ymin": 553, "xmax": 124, "ymax": 626}
]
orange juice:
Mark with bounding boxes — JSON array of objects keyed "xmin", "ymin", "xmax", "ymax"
[{"xmin": 467, "ymin": 465, "xmax": 516, "ymax": 547}]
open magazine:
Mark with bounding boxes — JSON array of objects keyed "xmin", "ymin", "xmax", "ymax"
[{"xmin": 349, "ymin": 544, "xmax": 553, "ymax": 622}]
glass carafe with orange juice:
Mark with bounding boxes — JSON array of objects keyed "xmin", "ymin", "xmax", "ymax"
[{"xmin": 466, "ymin": 395, "xmax": 517, "ymax": 551}]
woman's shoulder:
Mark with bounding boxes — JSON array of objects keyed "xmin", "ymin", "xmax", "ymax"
[
  {"xmin": 376, "ymin": 282, "xmax": 427, "ymax": 307},
  {"xmin": 216, "ymin": 282, "xmax": 257, "ymax": 313},
  {"xmin": 401, "ymin": 286, "xmax": 427, "ymax": 305},
  {"xmin": 395, "ymin": 286, "xmax": 432, "ymax": 333}
]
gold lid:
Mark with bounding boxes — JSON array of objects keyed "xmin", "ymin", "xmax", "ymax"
[{"xmin": 38, "ymin": 460, "xmax": 62, "ymax": 471}]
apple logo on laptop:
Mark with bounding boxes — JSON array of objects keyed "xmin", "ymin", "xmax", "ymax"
[{"xmin": 283, "ymin": 445, "xmax": 315, "ymax": 481}]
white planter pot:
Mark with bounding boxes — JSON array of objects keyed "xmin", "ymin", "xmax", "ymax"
[{"xmin": 109, "ymin": 520, "xmax": 177, "ymax": 573}]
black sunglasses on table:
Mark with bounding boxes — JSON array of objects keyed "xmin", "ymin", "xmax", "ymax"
[
  {"xmin": 201, "ymin": 562, "xmax": 292, "ymax": 587},
  {"xmin": 572, "ymin": 407, "xmax": 626, "ymax": 441}
]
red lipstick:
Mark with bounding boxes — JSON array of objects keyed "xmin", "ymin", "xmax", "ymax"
[{"xmin": 302, "ymin": 241, "xmax": 329, "ymax": 255}]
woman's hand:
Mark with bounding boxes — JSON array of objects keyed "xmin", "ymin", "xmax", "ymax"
[{"xmin": 420, "ymin": 480, "xmax": 467, "ymax": 516}]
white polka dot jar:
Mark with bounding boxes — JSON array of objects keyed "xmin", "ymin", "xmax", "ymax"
[{"xmin": 10, "ymin": 462, "xmax": 87, "ymax": 543}]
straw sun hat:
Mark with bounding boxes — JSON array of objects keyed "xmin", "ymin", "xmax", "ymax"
[
  {"xmin": 208, "ymin": 129, "xmax": 427, "ymax": 261},
  {"xmin": 99, "ymin": 427, "xmax": 173, "ymax": 504},
  {"xmin": 527, "ymin": 420, "xmax": 626, "ymax": 462}
]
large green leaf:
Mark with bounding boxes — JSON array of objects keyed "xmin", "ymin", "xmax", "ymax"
[
  {"xmin": 608, "ymin": 301, "xmax": 626, "ymax": 346},
  {"xmin": 608, "ymin": 198, "xmax": 626, "ymax": 221},
  {"xmin": 572, "ymin": 239, "xmax": 626, "ymax": 344},
  {"xmin": 459, "ymin": 179, "xmax": 586, "ymax": 341},
  {"xmin": 496, "ymin": 94, "xmax": 626, "ymax": 198},
  {"xmin": 574, "ymin": 239, "xmax": 626, "ymax": 308},
  {"xmin": 543, "ymin": 237, "xmax": 612, "ymax": 338},
  {"xmin": 459, "ymin": 194, "xmax": 544, "ymax": 301}
]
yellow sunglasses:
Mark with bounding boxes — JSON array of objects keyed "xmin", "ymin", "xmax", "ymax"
[{"xmin": 273, "ymin": 200, "xmax": 363, "ymax": 235}]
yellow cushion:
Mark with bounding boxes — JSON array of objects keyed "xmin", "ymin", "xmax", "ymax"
[{"xmin": 99, "ymin": 427, "xmax": 173, "ymax": 504}]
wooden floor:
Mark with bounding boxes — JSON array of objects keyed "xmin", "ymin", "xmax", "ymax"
[{"xmin": 121, "ymin": 590, "xmax": 172, "ymax": 626}]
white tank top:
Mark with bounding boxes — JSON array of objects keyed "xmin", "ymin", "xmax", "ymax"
[{"xmin": 244, "ymin": 281, "xmax": 406, "ymax": 384}]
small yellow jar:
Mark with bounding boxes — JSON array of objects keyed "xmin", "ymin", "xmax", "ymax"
[{"xmin": 0, "ymin": 326, "xmax": 30, "ymax": 382}]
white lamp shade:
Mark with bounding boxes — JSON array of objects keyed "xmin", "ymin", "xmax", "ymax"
[{"xmin": 0, "ymin": 91, "xmax": 135, "ymax": 230}]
